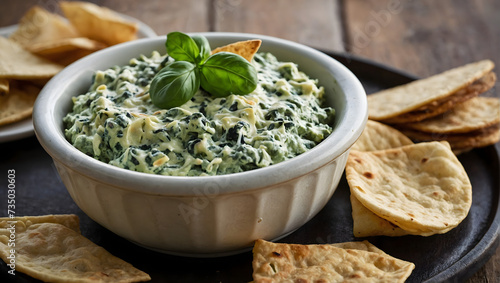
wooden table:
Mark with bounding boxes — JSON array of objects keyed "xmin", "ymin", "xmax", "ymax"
[{"xmin": 1, "ymin": 0, "xmax": 498, "ymax": 282}]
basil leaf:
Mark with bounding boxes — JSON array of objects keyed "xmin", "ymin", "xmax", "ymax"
[
  {"xmin": 199, "ymin": 52, "xmax": 258, "ymax": 97},
  {"xmin": 165, "ymin": 32, "xmax": 199, "ymax": 63},
  {"xmin": 149, "ymin": 61, "xmax": 200, "ymax": 109},
  {"xmin": 191, "ymin": 34, "xmax": 211, "ymax": 64}
]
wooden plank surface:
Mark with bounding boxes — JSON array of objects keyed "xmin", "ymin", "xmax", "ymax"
[
  {"xmin": 212, "ymin": 0, "xmax": 344, "ymax": 52},
  {"xmin": 344, "ymin": 0, "xmax": 500, "ymax": 80},
  {"xmin": 0, "ymin": 0, "xmax": 498, "ymax": 282}
]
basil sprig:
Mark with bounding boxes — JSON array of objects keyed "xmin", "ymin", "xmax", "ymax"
[{"xmin": 150, "ymin": 32, "xmax": 258, "ymax": 109}]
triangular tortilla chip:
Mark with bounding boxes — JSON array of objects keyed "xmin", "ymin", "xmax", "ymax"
[
  {"xmin": 368, "ymin": 60, "xmax": 495, "ymax": 122},
  {"xmin": 211, "ymin": 39, "xmax": 262, "ymax": 62},
  {"xmin": 0, "ymin": 215, "xmax": 150, "ymax": 283},
  {"xmin": 0, "ymin": 214, "xmax": 80, "ymax": 233},
  {"xmin": 29, "ymin": 37, "xmax": 107, "ymax": 66},
  {"xmin": 399, "ymin": 97, "xmax": 500, "ymax": 134},
  {"xmin": 60, "ymin": 1, "xmax": 138, "ymax": 46},
  {"xmin": 0, "ymin": 80, "xmax": 41, "ymax": 126},
  {"xmin": 9, "ymin": 6, "xmax": 79, "ymax": 48},
  {"xmin": 346, "ymin": 141, "xmax": 472, "ymax": 234},
  {"xmin": 252, "ymin": 239, "xmax": 414, "ymax": 283},
  {"xmin": 0, "ymin": 37, "xmax": 63, "ymax": 80}
]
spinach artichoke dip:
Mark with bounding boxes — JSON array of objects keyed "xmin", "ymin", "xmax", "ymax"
[{"xmin": 63, "ymin": 51, "xmax": 335, "ymax": 176}]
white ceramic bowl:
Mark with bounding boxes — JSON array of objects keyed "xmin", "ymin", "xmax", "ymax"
[{"xmin": 33, "ymin": 33, "xmax": 367, "ymax": 257}]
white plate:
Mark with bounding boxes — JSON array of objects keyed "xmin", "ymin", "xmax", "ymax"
[{"xmin": 0, "ymin": 13, "xmax": 157, "ymax": 143}]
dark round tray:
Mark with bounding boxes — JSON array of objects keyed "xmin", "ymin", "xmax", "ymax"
[{"xmin": 1, "ymin": 51, "xmax": 498, "ymax": 283}]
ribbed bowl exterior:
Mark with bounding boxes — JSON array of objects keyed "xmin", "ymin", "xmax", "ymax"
[
  {"xmin": 53, "ymin": 150, "xmax": 349, "ymax": 256},
  {"xmin": 34, "ymin": 33, "xmax": 367, "ymax": 257}
]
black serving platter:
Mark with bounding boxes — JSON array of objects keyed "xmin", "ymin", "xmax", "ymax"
[{"xmin": 0, "ymin": 51, "xmax": 498, "ymax": 283}]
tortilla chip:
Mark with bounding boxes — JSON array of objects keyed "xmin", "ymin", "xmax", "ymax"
[
  {"xmin": 399, "ymin": 97, "xmax": 500, "ymax": 134},
  {"xmin": 331, "ymin": 240, "xmax": 386, "ymax": 254},
  {"xmin": 29, "ymin": 37, "xmax": 107, "ymax": 66},
  {"xmin": 211, "ymin": 39, "xmax": 262, "ymax": 62},
  {"xmin": 368, "ymin": 60, "xmax": 495, "ymax": 121},
  {"xmin": 252, "ymin": 239, "xmax": 414, "ymax": 283},
  {"xmin": 351, "ymin": 194, "xmax": 411, "ymax": 237},
  {"xmin": 352, "ymin": 120, "xmax": 413, "ymax": 152},
  {"xmin": 0, "ymin": 37, "xmax": 63, "ymax": 80},
  {"xmin": 0, "ymin": 81, "xmax": 41, "ymax": 126},
  {"xmin": 0, "ymin": 79, "xmax": 8, "ymax": 95},
  {"xmin": 401, "ymin": 124, "xmax": 500, "ymax": 154},
  {"xmin": 9, "ymin": 6, "xmax": 79, "ymax": 48},
  {"xmin": 60, "ymin": 1, "xmax": 138, "ymax": 46},
  {"xmin": 381, "ymin": 71, "xmax": 497, "ymax": 124},
  {"xmin": 0, "ymin": 214, "xmax": 80, "ymax": 233},
  {"xmin": 0, "ymin": 215, "xmax": 150, "ymax": 283},
  {"xmin": 346, "ymin": 141, "xmax": 472, "ymax": 234}
]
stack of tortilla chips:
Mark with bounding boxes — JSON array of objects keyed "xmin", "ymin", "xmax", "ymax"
[
  {"xmin": 0, "ymin": 1, "xmax": 139, "ymax": 127},
  {"xmin": 367, "ymin": 60, "xmax": 499, "ymax": 154},
  {"xmin": 347, "ymin": 120, "xmax": 473, "ymax": 237},
  {"xmin": 0, "ymin": 37, "xmax": 63, "ymax": 126},
  {"xmin": 9, "ymin": 1, "xmax": 138, "ymax": 66}
]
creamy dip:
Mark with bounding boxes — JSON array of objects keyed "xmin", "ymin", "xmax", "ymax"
[{"xmin": 64, "ymin": 51, "xmax": 335, "ymax": 176}]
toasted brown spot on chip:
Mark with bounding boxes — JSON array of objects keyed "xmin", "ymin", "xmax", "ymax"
[{"xmin": 363, "ymin": 172, "xmax": 374, "ymax": 179}]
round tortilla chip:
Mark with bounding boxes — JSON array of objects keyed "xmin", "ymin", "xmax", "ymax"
[
  {"xmin": 351, "ymin": 120, "xmax": 413, "ymax": 152},
  {"xmin": 346, "ymin": 141, "xmax": 472, "ymax": 234},
  {"xmin": 368, "ymin": 60, "xmax": 495, "ymax": 121}
]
